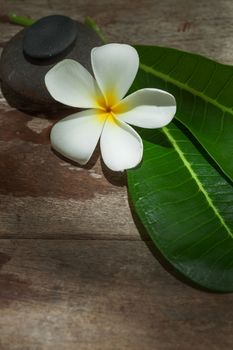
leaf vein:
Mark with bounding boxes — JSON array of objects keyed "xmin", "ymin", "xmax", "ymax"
[
  {"xmin": 140, "ymin": 63, "xmax": 233, "ymax": 117},
  {"xmin": 162, "ymin": 127, "xmax": 233, "ymax": 238}
]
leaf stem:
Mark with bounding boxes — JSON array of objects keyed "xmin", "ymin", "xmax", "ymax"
[
  {"xmin": 84, "ymin": 16, "xmax": 107, "ymax": 43},
  {"xmin": 7, "ymin": 13, "xmax": 35, "ymax": 26}
]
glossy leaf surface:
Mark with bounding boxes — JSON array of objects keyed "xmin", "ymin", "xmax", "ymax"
[
  {"xmin": 133, "ymin": 45, "xmax": 233, "ymax": 182},
  {"xmin": 128, "ymin": 124, "xmax": 233, "ymax": 292}
]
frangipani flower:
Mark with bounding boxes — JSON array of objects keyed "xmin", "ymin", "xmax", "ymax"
[{"xmin": 45, "ymin": 43, "xmax": 176, "ymax": 171}]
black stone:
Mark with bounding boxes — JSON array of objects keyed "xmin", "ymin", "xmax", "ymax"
[
  {"xmin": 23, "ymin": 15, "xmax": 77, "ymax": 59},
  {"xmin": 0, "ymin": 17, "xmax": 103, "ymax": 112}
]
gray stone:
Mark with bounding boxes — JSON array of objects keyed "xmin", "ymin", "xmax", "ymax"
[
  {"xmin": 0, "ymin": 18, "xmax": 103, "ymax": 112},
  {"xmin": 23, "ymin": 15, "xmax": 77, "ymax": 59}
]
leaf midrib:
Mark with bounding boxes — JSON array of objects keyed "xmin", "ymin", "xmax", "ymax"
[
  {"xmin": 140, "ymin": 63, "xmax": 233, "ymax": 117},
  {"xmin": 162, "ymin": 126, "xmax": 233, "ymax": 238}
]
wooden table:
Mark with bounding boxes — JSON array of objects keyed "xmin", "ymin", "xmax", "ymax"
[{"xmin": 0, "ymin": 1, "xmax": 233, "ymax": 349}]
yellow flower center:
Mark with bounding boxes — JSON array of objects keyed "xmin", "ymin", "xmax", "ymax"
[
  {"xmin": 105, "ymin": 105, "xmax": 112, "ymax": 113},
  {"xmin": 95, "ymin": 91, "xmax": 128, "ymax": 124}
]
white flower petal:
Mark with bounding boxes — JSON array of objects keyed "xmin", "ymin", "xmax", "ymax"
[
  {"xmin": 100, "ymin": 117, "xmax": 143, "ymax": 171},
  {"xmin": 114, "ymin": 88, "xmax": 176, "ymax": 128},
  {"xmin": 45, "ymin": 59, "xmax": 103, "ymax": 108},
  {"xmin": 91, "ymin": 43, "xmax": 139, "ymax": 105},
  {"xmin": 51, "ymin": 109, "xmax": 106, "ymax": 165}
]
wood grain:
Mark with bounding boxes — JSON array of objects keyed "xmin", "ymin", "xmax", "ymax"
[
  {"xmin": 1, "ymin": 0, "xmax": 233, "ymax": 349},
  {"xmin": 0, "ymin": 240, "xmax": 233, "ymax": 350},
  {"xmin": 1, "ymin": 0, "xmax": 233, "ymax": 64},
  {"xmin": 0, "ymin": 101, "xmax": 139, "ymax": 240}
]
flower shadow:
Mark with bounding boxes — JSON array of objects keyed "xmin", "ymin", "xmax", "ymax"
[
  {"xmin": 52, "ymin": 146, "xmax": 99, "ymax": 170},
  {"xmin": 100, "ymin": 158, "xmax": 127, "ymax": 187},
  {"xmin": 52, "ymin": 142, "xmax": 127, "ymax": 188},
  {"xmin": 134, "ymin": 126, "xmax": 172, "ymax": 149}
]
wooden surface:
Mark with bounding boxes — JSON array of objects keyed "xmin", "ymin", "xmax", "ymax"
[{"xmin": 0, "ymin": 0, "xmax": 233, "ymax": 349}]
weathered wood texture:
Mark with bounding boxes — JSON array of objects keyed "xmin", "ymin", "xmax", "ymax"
[
  {"xmin": 1, "ymin": 240, "xmax": 233, "ymax": 350},
  {"xmin": 1, "ymin": 0, "xmax": 233, "ymax": 349}
]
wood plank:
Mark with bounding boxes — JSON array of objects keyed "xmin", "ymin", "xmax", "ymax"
[
  {"xmin": 0, "ymin": 239, "xmax": 233, "ymax": 350},
  {"xmin": 1, "ymin": 0, "xmax": 233, "ymax": 64},
  {"xmin": 0, "ymin": 1, "xmax": 233, "ymax": 349},
  {"xmin": 0, "ymin": 99, "xmax": 139, "ymax": 239},
  {"xmin": 1, "ymin": 0, "xmax": 233, "ymax": 239}
]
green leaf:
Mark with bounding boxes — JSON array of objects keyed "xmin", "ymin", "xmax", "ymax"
[
  {"xmin": 132, "ymin": 45, "xmax": 233, "ymax": 182},
  {"xmin": 127, "ymin": 124, "xmax": 233, "ymax": 292},
  {"xmin": 84, "ymin": 16, "xmax": 107, "ymax": 43},
  {"xmin": 8, "ymin": 13, "xmax": 35, "ymax": 26}
]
